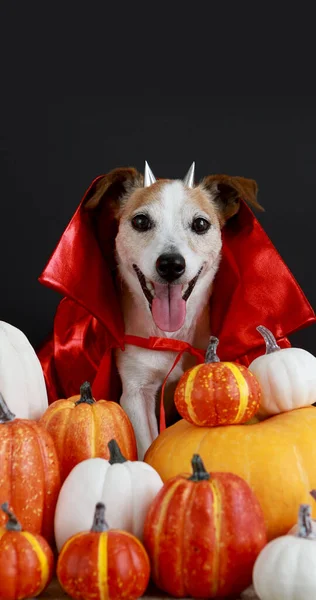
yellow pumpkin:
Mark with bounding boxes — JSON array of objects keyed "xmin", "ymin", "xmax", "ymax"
[{"xmin": 144, "ymin": 407, "xmax": 316, "ymax": 540}]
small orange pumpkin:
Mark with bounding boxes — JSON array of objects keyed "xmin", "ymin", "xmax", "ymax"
[
  {"xmin": 174, "ymin": 336, "xmax": 261, "ymax": 426},
  {"xmin": 0, "ymin": 503, "xmax": 54, "ymax": 600},
  {"xmin": 143, "ymin": 454, "xmax": 267, "ymax": 598},
  {"xmin": 0, "ymin": 393, "xmax": 61, "ymax": 543},
  {"xmin": 57, "ymin": 502, "xmax": 150, "ymax": 600},
  {"xmin": 39, "ymin": 382, "xmax": 137, "ymax": 481}
]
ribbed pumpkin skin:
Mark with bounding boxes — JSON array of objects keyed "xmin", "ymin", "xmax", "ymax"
[
  {"xmin": 57, "ymin": 530, "xmax": 150, "ymax": 600},
  {"xmin": 0, "ymin": 420, "xmax": 61, "ymax": 542},
  {"xmin": 0, "ymin": 528, "xmax": 54, "ymax": 600},
  {"xmin": 39, "ymin": 397, "xmax": 137, "ymax": 481},
  {"xmin": 143, "ymin": 471, "xmax": 267, "ymax": 598},
  {"xmin": 144, "ymin": 407, "xmax": 316, "ymax": 540},
  {"xmin": 174, "ymin": 361, "xmax": 261, "ymax": 426}
]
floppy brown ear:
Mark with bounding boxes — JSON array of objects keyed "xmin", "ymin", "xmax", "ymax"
[
  {"xmin": 202, "ymin": 174, "xmax": 264, "ymax": 224},
  {"xmin": 84, "ymin": 167, "xmax": 143, "ymax": 212}
]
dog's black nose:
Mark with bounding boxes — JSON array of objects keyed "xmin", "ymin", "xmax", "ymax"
[{"xmin": 156, "ymin": 253, "xmax": 186, "ymax": 282}]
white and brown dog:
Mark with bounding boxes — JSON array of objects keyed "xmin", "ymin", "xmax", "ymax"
[{"xmin": 86, "ymin": 163, "xmax": 261, "ymax": 459}]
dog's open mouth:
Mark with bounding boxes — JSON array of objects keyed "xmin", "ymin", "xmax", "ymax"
[{"xmin": 132, "ymin": 264, "xmax": 203, "ymax": 332}]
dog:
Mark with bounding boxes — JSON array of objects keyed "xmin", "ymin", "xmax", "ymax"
[{"xmin": 85, "ymin": 163, "xmax": 262, "ymax": 459}]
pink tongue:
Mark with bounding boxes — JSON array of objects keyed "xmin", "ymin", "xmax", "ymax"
[{"xmin": 152, "ymin": 283, "xmax": 186, "ymax": 332}]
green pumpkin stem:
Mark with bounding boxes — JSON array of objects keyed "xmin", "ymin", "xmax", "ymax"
[
  {"xmin": 297, "ymin": 504, "xmax": 314, "ymax": 539},
  {"xmin": 1, "ymin": 503, "xmax": 22, "ymax": 532},
  {"xmin": 188, "ymin": 454, "xmax": 211, "ymax": 481},
  {"xmin": 91, "ymin": 503, "xmax": 109, "ymax": 533},
  {"xmin": 205, "ymin": 336, "xmax": 220, "ymax": 364},
  {"xmin": 256, "ymin": 326, "xmax": 280, "ymax": 355},
  {"xmin": 108, "ymin": 439, "xmax": 127, "ymax": 464},
  {"xmin": 75, "ymin": 382, "xmax": 95, "ymax": 406},
  {"xmin": 0, "ymin": 393, "xmax": 16, "ymax": 424}
]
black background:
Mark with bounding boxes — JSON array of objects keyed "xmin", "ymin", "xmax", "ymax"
[{"xmin": 1, "ymin": 4, "xmax": 316, "ymax": 353}]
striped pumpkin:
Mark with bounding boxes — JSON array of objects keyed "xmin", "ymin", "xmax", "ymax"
[
  {"xmin": 0, "ymin": 503, "xmax": 54, "ymax": 600},
  {"xmin": 39, "ymin": 382, "xmax": 137, "ymax": 481},
  {"xmin": 57, "ymin": 502, "xmax": 150, "ymax": 600},
  {"xmin": 174, "ymin": 336, "xmax": 261, "ymax": 426},
  {"xmin": 143, "ymin": 455, "xmax": 267, "ymax": 599}
]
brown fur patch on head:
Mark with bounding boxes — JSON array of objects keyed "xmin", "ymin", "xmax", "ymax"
[
  {"xmin": 84, "ymin": 167, "xmax": 143, "ymax": 211},
  {"xmin": 118, "ymin": 179, "xmax": 171, "ymax": 217},
  {"xmin": 202, "ymin": 174, "xmax": 264, "ymax": 226}
]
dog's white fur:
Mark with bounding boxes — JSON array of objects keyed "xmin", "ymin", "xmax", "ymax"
[
  {"xmin": 115, "ymin": 180, "xmax": 223, "ymax": 459},
  {"xmin": 85, "ymin": 169, "xmax": 259, "ymax": 460}
]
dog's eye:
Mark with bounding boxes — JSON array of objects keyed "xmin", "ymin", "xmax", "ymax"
[
  {"xmin": 131, "ymin": 214, "xmax": 152, "ymax": 232},
  {"xmin": 192, "ymin": 218, "xmax": 211, "ymax": 234}
]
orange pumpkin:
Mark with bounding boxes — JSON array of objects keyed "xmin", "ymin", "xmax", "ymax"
[
  {"xmin": 145, "ymin": 406, "xmax": 316, "ymax": 540},
  {"xmin": 143, "ymin": 454, "xmax": 267, "ymax": 598},
  {"xmin": 0, "ymin": 503, "xmax": 54, "ymax": 600},
  {"xmin": 0, "ymin": 393, "xmax": 61, "ymax": 543},
  {"xmin": 57, "ymin": 502, "xmax": 150, "ymax": 600},
  {"xmin": 39, "ymin": 381, "xmax": 137, "ymax": 481},
  {"xmin": 174, "ymin": 336, "xmax": 261, "ymax": 426}
]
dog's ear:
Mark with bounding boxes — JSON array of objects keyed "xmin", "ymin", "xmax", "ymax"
[
  {"xmin": 202, "ymin": 174, "xmax": 264, "ymax": 224},
  {"xmin": 84, "ymin": 167, "xmax": 143, "ymax": 213}
]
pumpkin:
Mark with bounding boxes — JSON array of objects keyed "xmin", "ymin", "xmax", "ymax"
[
  {"xmin": 174, "ymin": 335, "xmax": 261, "ymax": 426},
  {"xmin": 145, "ymin": 406, "xmax": 316, "ymax": 540},
  {"xmin": 249, "ymin": 325, "xmax": 316, "ymax": 418},
  {"xmin": 0, "ymin": 393, "xmax": 61, "ymax": 543},
  {"xmin": 143, "ymin": 454, "xmax": 266, "ymax": 598},
  {"xmin": 0, "ymin": 321, "xmax": 48, "ymax": 419},
  {"xmin": 253, "ymin": 503, "xmax": 316, "ymax": 599},
  {"xmin": 288, "ymin": 489, "xmax": 316, "ymax": 536},
  {"xmin": 54, "ymin": 438, "xmax": 163, "ymax": 551},
  {"xmin": 39, "ymin": 381, "xmax": 137, "ymax": 481},
  {"xmin": 57, "ymin": 502, "xmax": 150, "ymax": 600},
  {"xmin": 0, "ymin": 502, "xmax": 54, "ymax": 600}
]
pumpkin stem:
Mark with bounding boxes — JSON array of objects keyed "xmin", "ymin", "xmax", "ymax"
[
  {"xmin": 0, "ymin": 393, "xmax": 16, "ymax": 424},
  {"xmin": 256, "ymin": 326, "xmax": 280, "ymax": 354},
  {"xmin": 75, "ymin": 382, "xmax": 95, "ymax": 406},
  {"xmin": 108, "ymin": 439, "xmax": 127, "ymax": 464},
  {"xmin": 1, "ymin": 503, "xmax": 22, "ymax": 532},
  {"xmin": 297, "ymin": 504, "xmax": 315, "ymax": 539},
  {"xmin": 188, "ymin": 454, "xmax": 211, "ymax": 481},
  {"xmin": 205, "ymin": 336, "xmax": 220, "ymax": 364},
  {"xmin": 91, "ymin": 503, "xmax": 109, "ymax": 533}
]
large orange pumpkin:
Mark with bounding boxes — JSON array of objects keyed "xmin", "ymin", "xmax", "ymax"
[
  {"xmin": 0, "ymin": 503, "xmax": 54, "ymax": 600},
  {"xmin": 145, "ymin": 406, "xmax": 316, "ymax": 540},
  {"xmin": 143, "ymin": 454, "xmax": 267, "ymax": 598},
  {"xmin": 0, "ymin": 393, "xmax": 61, "ymax": 543},
  {"xmin": 39, "ymin": 381, "xmax": 137, "ymax": 481},
  {"xmin": 174, "ymin": 336, "xmax": 261, "ymax": 426}
]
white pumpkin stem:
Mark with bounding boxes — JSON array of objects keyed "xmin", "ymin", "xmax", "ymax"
[
  {"xmin": 205, "ymin": 336, "xmax": 221, "ymax": 364},
  {"xmin": 75, "ymin": 382, "xmax": 95, "ymax": 406},
  {"xmin": 256, "ymin": 325, "xmax": 281, "ymax": 354},
  {"xmin": 91, "ymin": 503, "xmax": 109, "ymax": 533},
  {"xmin": 1, "ymin": 503, "xmax": 22, "ymax": 532},
  {"xmin": 0, "ymin": 392, "xmax": 16, "ymax": 424},
  {"xmin": 297, "ymin": 504, "xmax": 315, "ymax": 539},
  {"xmin": 108, "ymin": 439, "xmax": 127, "ymax": 464},
  {"xmin": 189, "ymin": 454, "xmax": 211, "ymax": 481}
]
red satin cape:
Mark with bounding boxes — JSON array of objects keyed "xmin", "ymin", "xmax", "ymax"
[{"xmin": 37, "ymin": 175, "xmax": 316, "ymax": 430}]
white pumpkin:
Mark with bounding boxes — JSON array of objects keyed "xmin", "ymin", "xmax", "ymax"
[
  {"xmin": 0, "ymin": 321, "xmax": 48, "ymax": 420},
  {"xmin": 249, "ymin": 325, "xmax": 316, "ymax": 418},
  {"xmin": 253, "ymin": 504, "xmax": 316, "ymax": 600},
  {"xmin": 54, "ymin": 439, "xmax": 163, "ymax": 551}
]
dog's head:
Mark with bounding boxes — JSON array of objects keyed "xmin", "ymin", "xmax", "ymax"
[{"xmin": 85, "ymin": 164, "xmax": 262, "ymax": 332}]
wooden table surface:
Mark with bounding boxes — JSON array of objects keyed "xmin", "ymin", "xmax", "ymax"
[{"xmin": 39, "ymin": 577, "xmax": 258, "ymax": 599}]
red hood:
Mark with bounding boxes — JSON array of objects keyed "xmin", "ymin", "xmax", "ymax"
[{"xmin": 39, "ymin": 175, "xmax": 316, "ymax": 361}]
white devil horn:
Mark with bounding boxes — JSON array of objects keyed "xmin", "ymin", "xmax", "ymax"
[
  {"xmin": 183, "ymin": 162, "xmax": 195, "ymax": 188},
  {"xmin": 143, "ymin": 161, "xmax": 157, "ymax": 187}
]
